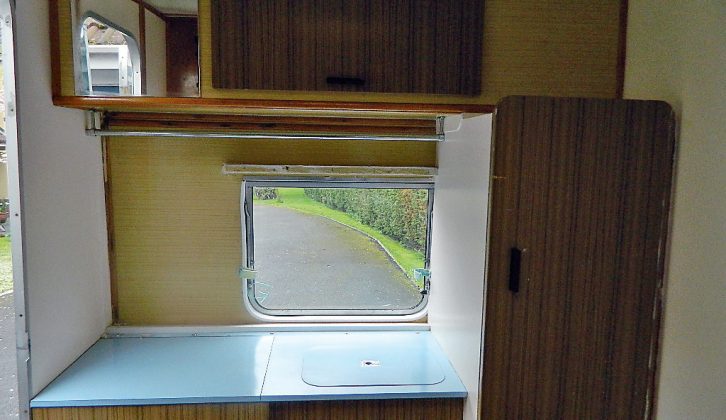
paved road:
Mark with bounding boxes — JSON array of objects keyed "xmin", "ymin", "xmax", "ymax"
[
  {"xmin": 253, "ymin": 205, "xmax": 421, "ymax": 310},
  {"xmin": 0, "ymin": 292, "xmax": 18, "ymax": 418}
]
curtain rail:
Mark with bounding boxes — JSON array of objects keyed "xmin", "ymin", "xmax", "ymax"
[{"xmin": 86, "ymin": 129, "xmax": 445, "ymax": 142}]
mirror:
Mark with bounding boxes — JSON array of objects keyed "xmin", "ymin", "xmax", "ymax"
[{"xmin": 70, "ymin": 0, "xmax": 199, "ymax": 97}]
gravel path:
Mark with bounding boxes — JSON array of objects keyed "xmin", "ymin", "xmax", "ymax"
[
  {"xmin": 253, "ymin": 205, "xmax": 422, "ymax": 310},
  {"xmin": 0, "ymin": 292, "xmax": 18, "ymax": 418}
]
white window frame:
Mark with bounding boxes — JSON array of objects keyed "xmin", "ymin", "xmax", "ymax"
[
  {"xmin": 76, "ymin": 12, "xmax": 142, "ymax": 96},
  {"xmin": 240, "ymin": 178, "xmax": 434, "ymax": 322}
]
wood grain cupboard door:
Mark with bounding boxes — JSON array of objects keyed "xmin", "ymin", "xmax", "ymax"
[
  {"xmin": 481, "ymin": 96, "xmax": 676, "ymax": 419},
  {"xmin": 210, "ymin": 0, "xmax": 483, "ymax": 95}
]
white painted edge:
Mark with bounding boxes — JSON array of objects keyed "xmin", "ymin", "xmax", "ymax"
[
  {"xmin": 104, "ymin": 323, "xmax": 431, "ymax": 337},
  {"xmin": 2, "ymin": 2, "xmax": 30, "ymax": 419},
  {"xmin": 442, "ymin": 114, "xmax": 464, "ymax": 133},
  {"xmin": 222, "ymin": 164, "xmax": 437, "ymax": 178}
]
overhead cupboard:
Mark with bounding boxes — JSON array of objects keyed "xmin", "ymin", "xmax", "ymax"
[{"xmin": 50, "ymin": 0, "xmax": 625, "ymax": 111}]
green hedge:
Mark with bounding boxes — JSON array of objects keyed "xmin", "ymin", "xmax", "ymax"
[
  {"xmin": 253, "ymin": 187, "xmax": 278, "ymax": 200},
  {"xmin": 304, "ymin": 188, "xmax": 428, "ymax": 253}
]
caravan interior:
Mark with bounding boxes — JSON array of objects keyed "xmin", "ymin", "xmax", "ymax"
[{"xmin": 10, "ymin": 0, "xmax": 721, "ymax": 419}]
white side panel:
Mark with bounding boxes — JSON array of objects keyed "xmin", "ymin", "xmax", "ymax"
[
  {"xmin": 144, "ymin": 10, "xmax": 167, "ymax": 96},
  {"xmin": 624, "ymin": 1, "xmax": 726, "ymax": 418},
  {"xmin": 429, "ymin": 115, "xmax": 492, "ymax": 420},
  {"xmin": 15, "ymin": 0, "xmax": 111, "ymax": 396}
]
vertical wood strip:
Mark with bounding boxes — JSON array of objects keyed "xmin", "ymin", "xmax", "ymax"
[
  {"xmin": 102, "ymin": 138, "xmax": 119, "ymax": 322},
  {"xmin": 615, "ymin": 0, "xmax": 629, "ymax": 98},
  {"xmin": 49, "ymin": 0, "xmax": 62, "ymax": 97},
  {"xmin": 138, "ymin": 1, "xmax": 147, "ymax": 95}
]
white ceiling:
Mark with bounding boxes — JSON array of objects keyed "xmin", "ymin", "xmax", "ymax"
[{"xmin": 144, "ymin": 0, "xmax": 198, "ymax": 16}]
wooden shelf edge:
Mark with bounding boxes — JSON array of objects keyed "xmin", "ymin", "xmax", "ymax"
[{"xmin": 52, "ymin": 96, "xmax": 495, "ymax": 117}]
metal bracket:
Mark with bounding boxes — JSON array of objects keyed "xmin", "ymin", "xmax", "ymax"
[
  {"xmin": 85, "ymin": 110, "xmax": 103, "ymax": 133},
  {"xmin": 435, "ymin": 116, "xmax": 446, "ymax": 140}
]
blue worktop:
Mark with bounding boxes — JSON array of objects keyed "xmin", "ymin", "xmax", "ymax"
[
  {"xmin": 262, "ymin": 331, "xmax": 466, "ymax": 401},
  {"xmin": 31, "ymin": 331, "xmax": 466, "ymax": 408}
]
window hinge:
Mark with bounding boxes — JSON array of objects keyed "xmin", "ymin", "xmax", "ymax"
[{"xmin": 238, "ymin": 267, "xmax": 257, "ymax": 280}]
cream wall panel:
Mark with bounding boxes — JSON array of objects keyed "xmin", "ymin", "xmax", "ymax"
[
  {"xmin": 624, "ymin": 1, "xmax": 726, "ymax": 418},
  {"xmin": 144, "ymin": 10, "xmax": 167, "ymax": 96},
  {"xmin": 0, "ymin": 162, "xmax": 8, "ymax": 199},
  {"xmin": 108, "ymin": 138, "xmax": 435, "ymax": 324}
]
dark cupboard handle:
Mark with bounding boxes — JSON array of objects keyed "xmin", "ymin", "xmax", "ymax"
[
  {"xmin": 326, "ymin": 76, "xmax": 365, "ymax": 86},
  {"xmin": 509, "ymin": 247, "xmax": 524, "ymax": 293}
]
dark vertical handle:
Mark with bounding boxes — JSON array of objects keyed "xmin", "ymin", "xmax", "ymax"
[{"xmin": 509, "ymin": 247, "xmax": 523, "ymax": 293}]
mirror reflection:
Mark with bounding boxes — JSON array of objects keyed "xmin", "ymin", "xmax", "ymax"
[{"xmin": 71, "ymin": 0, "xmax": 199, "ymax": 97}]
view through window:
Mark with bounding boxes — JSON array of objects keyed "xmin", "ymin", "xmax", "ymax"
[
  {"xmin": 0, "ymin": 7, "xmax": 17, "ymax": 417},
  {"xmin": 244, "ymin": 182, "xmax": 433, "ymax": 316}
]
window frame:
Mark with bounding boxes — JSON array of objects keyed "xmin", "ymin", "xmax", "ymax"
[
  {"xmin": 77, "ymin": 12, "xmax": 142, "ymax": 96},
  {"xmin": 241, "ymin": 178, "xmax": 435, "ymax": 320}
]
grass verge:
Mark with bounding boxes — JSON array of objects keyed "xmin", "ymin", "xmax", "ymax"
[
  {"xmin": 0, "ymin": 236, "xmax": 12, "ymax": 294},
  {"xmin": 257, "ymin": 188, "xmax": 425, "ymax": 287}
]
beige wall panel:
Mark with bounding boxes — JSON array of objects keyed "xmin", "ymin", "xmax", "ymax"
[
  {"xmin": 0, "ymin": 162, "xmax": 8, "ymax": 199},
  {"xmin": 57, "ymin": 0, "xmax": 75, "ymax": 96},
  {"xmin": 108, "ymin": 137, "xmax": 436, "ymax": 324},
  {"xmin": 145, "ymin": 10, "xmax": 167, "ymax": 96}
]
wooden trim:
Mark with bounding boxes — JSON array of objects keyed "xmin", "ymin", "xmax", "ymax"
[
  {"xmin": 48, "ymin": 0, "xmax": 62, "ymax": 97},
  {"xmin": 102, "ymin": 139, "xmax": 119, "ymax": 322},
  {"xmin": 616, "ymin": 0, "xmax": 629, "ymax": 98},
  {"xmin": 33, "ymin": 399, "xmax": 463, "ymax": 420},
  {"xmin": 129, "ymin": 0, "xmax": 168, "ymax": 21},
  {"xmin": 139, "ymin": 1, "xmax": 147, "ymax": 95},
  {"xmin": 53, "ymin": 95, "xmax": 495, "ymax": 116},
  {"xmin": 269, "ymin": 399, "xmax": 464, "ymax": 420},
  {"xmin": 102, "ymin": 112, "xmax": 438, "ymax": 136},
  {"xmin": 33, "ymin": 403, "xmax": 270, "ymax": 420}
]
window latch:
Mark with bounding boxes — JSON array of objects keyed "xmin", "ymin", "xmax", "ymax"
[{"xmin": 415, "ymin": 268, "xmax": 431, "ymax": 295}]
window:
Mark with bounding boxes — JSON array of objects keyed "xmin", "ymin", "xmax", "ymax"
[
  {"xmin": 79, "ymin": 15, "xmax": 141, "ymax": 95},
  {"xmin": 241, "ymin": 180, "xmax": 433, "ymax": 318}
]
